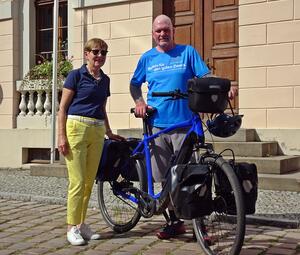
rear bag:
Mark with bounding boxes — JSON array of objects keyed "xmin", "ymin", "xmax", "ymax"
[
  {"xmin": 215, "ymin": 161, "xmax": 258, "ymax": 215},
  {"xmin": 170, "ymin": 164, "xmax": 213, "ymax": 220},
  {"xmin": 96, "ymin": 138, "xmax": 140, "ymax": 182}
]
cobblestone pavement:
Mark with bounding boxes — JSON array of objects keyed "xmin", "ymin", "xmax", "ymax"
[{"xmin": 0, "ymin": 199, "xmax": 299, "ymax": 255}]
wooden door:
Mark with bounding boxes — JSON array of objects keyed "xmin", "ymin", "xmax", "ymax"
[
  {"xmin": 204, "ymin": 0, "xmax": 239, "ymax": 110},
  {"xmin": 162, "ymin": 0, "xmax": 203, "ymax": 55},
  {"xmin": 160, "ymin": 0, "xmax": 239, "ymax": 111}
]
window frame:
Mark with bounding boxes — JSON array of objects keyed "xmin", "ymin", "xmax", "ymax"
[{"xmin": 35, "ymin": 0, "xmax": 68, "ymax": 63}]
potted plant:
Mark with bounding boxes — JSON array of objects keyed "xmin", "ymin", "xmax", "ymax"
[{"xmin": 20, "ymin": 55, "xmax": 73, "ymax": 91}]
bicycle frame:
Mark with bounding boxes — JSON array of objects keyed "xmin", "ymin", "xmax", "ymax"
[{"xmin": 126, "ymin": 112, "xmax": 205, "ymax": 203}]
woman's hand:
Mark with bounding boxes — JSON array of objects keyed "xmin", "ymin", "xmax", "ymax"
[
  {"xmin": 106, "ymin": 130, "xmax": 125, "ymax": 141},
  {"xmin": 58, "ymin": 134, "xmax": 69, "ymax": 156}
]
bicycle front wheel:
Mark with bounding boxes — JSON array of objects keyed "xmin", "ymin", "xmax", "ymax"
[
  {"xmin": 193, "ymin": 156, "xmax": 245, "ymax": 255},
  {"xmin": 97, "ymin": 159, "xmax": 147, "ymax": 233}
]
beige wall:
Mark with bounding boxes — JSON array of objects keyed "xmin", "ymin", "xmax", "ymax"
[
  {"xmin": 239, "ymin": 0, "xmax": 300, "ymax": 128},
  {"xmin": 0, "ymin": 6, "xmax": 17, "ymax": 129},
  {"xmin": 0, "ymin": 0, "xmax": 153, "ymax": 168},
  {"xmin": 2, "ymin": 0, "xmax": 300, "ymax": 168},
  {"xmin": 69, "ymin": 0, "xmax": 152, "ymax": 130}
]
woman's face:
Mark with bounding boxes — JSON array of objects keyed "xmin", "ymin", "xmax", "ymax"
[{"xmin": 85, "ymin": 45, "xmax": 108, "ymax": 69}]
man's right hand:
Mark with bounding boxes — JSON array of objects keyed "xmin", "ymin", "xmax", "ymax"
[{"xmin": 134, "ymin": 100, "xmax": 148, "ymax": 118}]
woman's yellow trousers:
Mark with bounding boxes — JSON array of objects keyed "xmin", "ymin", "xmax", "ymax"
[{"xmin": 65, "ymin": 118, "xmax": 105, "ymax": 225}]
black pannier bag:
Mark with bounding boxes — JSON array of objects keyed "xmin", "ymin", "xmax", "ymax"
[
  {"xmin": 214, "ymin": 161, "xmax": 258, "ymax": 215},
  {"xmin": 187, "ymin": 77, "xmax": 231, "ymax": 113},
  {"xmin": 170, "ymin": 164, "xmax": 213, "ymax": 220},
  {"xmin": 96, "ymin": 138, "xmax": 141, "ymax": 182}
]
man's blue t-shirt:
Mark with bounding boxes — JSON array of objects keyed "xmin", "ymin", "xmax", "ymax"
[
  {"xmin": 64, "ymin": 64, "xmax": 110, "ymax": 120},
  {"xmin": 130, "ymin": 45, "xmax": 210, "ymax": 127}
]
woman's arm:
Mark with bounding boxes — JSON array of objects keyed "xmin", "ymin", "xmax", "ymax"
[{"xmin": 57, "ymin": 88, "xmax": 75, "ymax": 156}]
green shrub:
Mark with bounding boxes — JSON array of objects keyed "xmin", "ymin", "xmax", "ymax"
[{"xmin": 24, "ymin": 55, "xmax": 73, "ymax": 81}]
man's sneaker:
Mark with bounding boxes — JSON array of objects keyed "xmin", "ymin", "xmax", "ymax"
[
  {"xmin": 67, "ymin": 226, "xmax": 86, "ymax": 246},
  {"xmin": 156, "ymin": 220, "xmax": 186, "ymax": 239},
  {"xmin": 79, "ymin": 223, "xmax": 101, "ymax": 240}
]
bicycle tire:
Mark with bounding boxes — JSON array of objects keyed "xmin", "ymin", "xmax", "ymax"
[
  {"xmin": 97, "ymin": 159, "xmax": 147, "ymax": 233},
  {"xmin": 192, "ymin": 156, "xmax": 246, "ymax": 255}
]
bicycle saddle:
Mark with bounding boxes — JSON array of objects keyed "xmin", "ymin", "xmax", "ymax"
[{"xmin": 206, "ymin": 113, "xmax": 243, "ymax": 138}]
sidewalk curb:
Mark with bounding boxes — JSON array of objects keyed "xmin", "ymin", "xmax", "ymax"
[
  {"xmin": 1, "ymin": 191, "xmax": 299, "ymax": 229},
  {"xmin": 246, "ymin": 215, "xmax": 299, "ymax": 229}
]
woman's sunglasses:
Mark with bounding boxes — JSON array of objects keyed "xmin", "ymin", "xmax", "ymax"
[{"xmin": 90, "ymin": 49, "xmax": 108, "ymax": 56}]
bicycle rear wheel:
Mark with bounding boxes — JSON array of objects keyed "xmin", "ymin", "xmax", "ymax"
[
  {"xmin": 192, "ymin": 156, "xmax": 245, "ymax": 255},
  {"xmin": 97, "ymin": 159, "xmax": 147, "ymax": 233}
]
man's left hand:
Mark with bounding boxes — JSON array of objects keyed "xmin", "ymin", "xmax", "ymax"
[{"xmin": 228, "ymin": 86, "xmax": 238, "ymax": 100}]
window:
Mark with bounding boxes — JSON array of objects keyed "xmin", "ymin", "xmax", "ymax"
[{"xmin": 35, "ymin": 0, "xmax": 68, "ymax": 63}]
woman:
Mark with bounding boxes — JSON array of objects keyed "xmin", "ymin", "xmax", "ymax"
[{"xmin": 58, "ymin": 38, "xmax": 123, "ymax": 245}]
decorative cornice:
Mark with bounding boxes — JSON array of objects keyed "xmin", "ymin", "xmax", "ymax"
[
  {"xmin": 0, "ymin": 0, "xmax": 12, "ymax": 20},
  {"xmin": 71, "ymin": 0, "xmax": 130, "ymax": 9},
  {"xmin": 16, "ymin": 79, "xmax": 64, "ymax": 92}
]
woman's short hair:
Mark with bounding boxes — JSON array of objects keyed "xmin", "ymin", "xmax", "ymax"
[{"xmin": 84, "ymin": 38, "xmax": 108, "ymax": 51}]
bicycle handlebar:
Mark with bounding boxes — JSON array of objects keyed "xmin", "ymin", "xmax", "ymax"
[{"xmin": 152, "ymin": 89, "xmax": 188, "ymax": 99}]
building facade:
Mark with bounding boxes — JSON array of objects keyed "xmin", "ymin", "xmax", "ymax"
[{"xmin": 0, "ymin": 0, "xmax": 300, "ymax": 167}]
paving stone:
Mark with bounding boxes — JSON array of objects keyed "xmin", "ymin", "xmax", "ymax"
[
  {"xmin": 19, "ymin": 247, "xmax": 51, "ymax": 254},
  {"xmin": 264, "ymin": 246, "xmax": 296, "ymax": 255},
  {"xmin": 5, "ymin": 242, "xmax": 34, "ymax": 250},
  {"xmin": 274, "ymin": 241, "xmax": 298, "ymax": 249},
  {"xmin": 1, "ymin": 198, "xmax": 300, "ymax": 255},
  {"xmin": 0, "ymin": 250, "xmax": 15, "ymax": 255},
  {"xmin": 118, "ymin": 243, "xmax": 145, "ymax": 253},
  {"xmin": 239, "ymin": 248, "xmax": 265, "ymax": 255}
]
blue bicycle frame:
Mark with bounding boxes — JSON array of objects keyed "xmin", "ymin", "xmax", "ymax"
[{"xmin": 125, "ymin": 112, "xmax": 205, "ymax": 204}]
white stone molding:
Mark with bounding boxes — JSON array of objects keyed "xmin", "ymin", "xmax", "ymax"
[
  {"xmin": 19, "ymin": 91, "xmax": 27, "ymax": 117},
  {"xmin": 44, "ymin": 91, "xmax": 52, "ymax": 116},
  {"xmin": 35, "ymin": 91, "xmax": 44, "ymax": 116},
  {"xmin": 27, "ymin": 91, "xmax": 35, "ymax": 116}
]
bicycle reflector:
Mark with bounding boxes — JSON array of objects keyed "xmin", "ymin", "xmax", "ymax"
[{"xmin": 206, "ymin": 113, "xmax": 243, "ymax": 138}]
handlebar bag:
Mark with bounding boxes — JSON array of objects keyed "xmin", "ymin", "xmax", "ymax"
[
  {"xmin": 187, "ymin": 77, "xmax": 230, "ymax": 113},
  {"xmin": 214, "ymin": 161, "xmax": 258, "ymax": 215},
  {"xmin": 170, "ymin": 164, "xmax": 212, "ymax": 220},
  {"xmin": 96, "ymin": 138, "xmax": 141, "ymax": 182}
]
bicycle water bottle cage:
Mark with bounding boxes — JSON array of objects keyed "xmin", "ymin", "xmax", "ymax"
[{"xmin": 206, "ymin": 113, "xmax": 243, "ymax": 138}]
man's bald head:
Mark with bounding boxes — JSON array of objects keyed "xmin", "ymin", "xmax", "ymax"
[
  {"xmin": 152, "ymin": 15, "xmax": 173, "ymax": 31},
  {"xmin": 152, "ymin": 15, "xmax": 175, "ymax": 52}
]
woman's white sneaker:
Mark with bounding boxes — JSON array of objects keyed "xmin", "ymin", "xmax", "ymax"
[
  {"xmin": 80, "ymin": 223, "xmax": 101, "ymax": 240},
  {"xmin": 67, "ymin": 226, "xmax": 86, "ymax": 246}
]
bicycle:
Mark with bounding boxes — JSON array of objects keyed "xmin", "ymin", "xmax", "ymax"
[{"xmin": 97, "ymin": 77, "xmax": 246, "ymax": 255}]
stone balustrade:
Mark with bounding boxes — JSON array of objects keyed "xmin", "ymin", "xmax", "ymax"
[
  {"xmin": 16, "ymin": 79, "xmax": 63, "ymax": 115},
  {"xmin": 16, "ymin": 79, "xmax": 63, "ymax": 129}
]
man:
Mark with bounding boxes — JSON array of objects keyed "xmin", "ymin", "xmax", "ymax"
[{"xmin": 130, "ymin": 14, "xmax": 235, "ymax": 239}]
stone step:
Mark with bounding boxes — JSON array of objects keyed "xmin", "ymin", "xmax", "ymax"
[
  {"xmin": 231, "ymin": 155, "xmax": 300, "ymax": 174},
  {"xmin": 30, "ymin": 162, "xmax": 68, "ymax": 178},
  {"xmin": 28, "ymin": 163, "xmax": 300, "ymax": 192},
  {"xmin": 205, "ymin": 128, "xmax": 257, "ymax": 142},
  {"xmin": 35, "ymin": 155, "xmax": 300, "ymax": 176},
  {"xmin": 116, "ymin": 128, "xmax": 257, "ymax": 142},
  {"xmin": 212, "ymin": 141, "xmax": 278, "ymax": 157},
  {"xmin": 258, "ymin": 170, "xmax": 300, "ymax": 192}
]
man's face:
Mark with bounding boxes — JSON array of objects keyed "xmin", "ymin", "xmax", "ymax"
[{"xmin": 152, "ymin": 20, "xmax": 174, "ymax": 51}]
